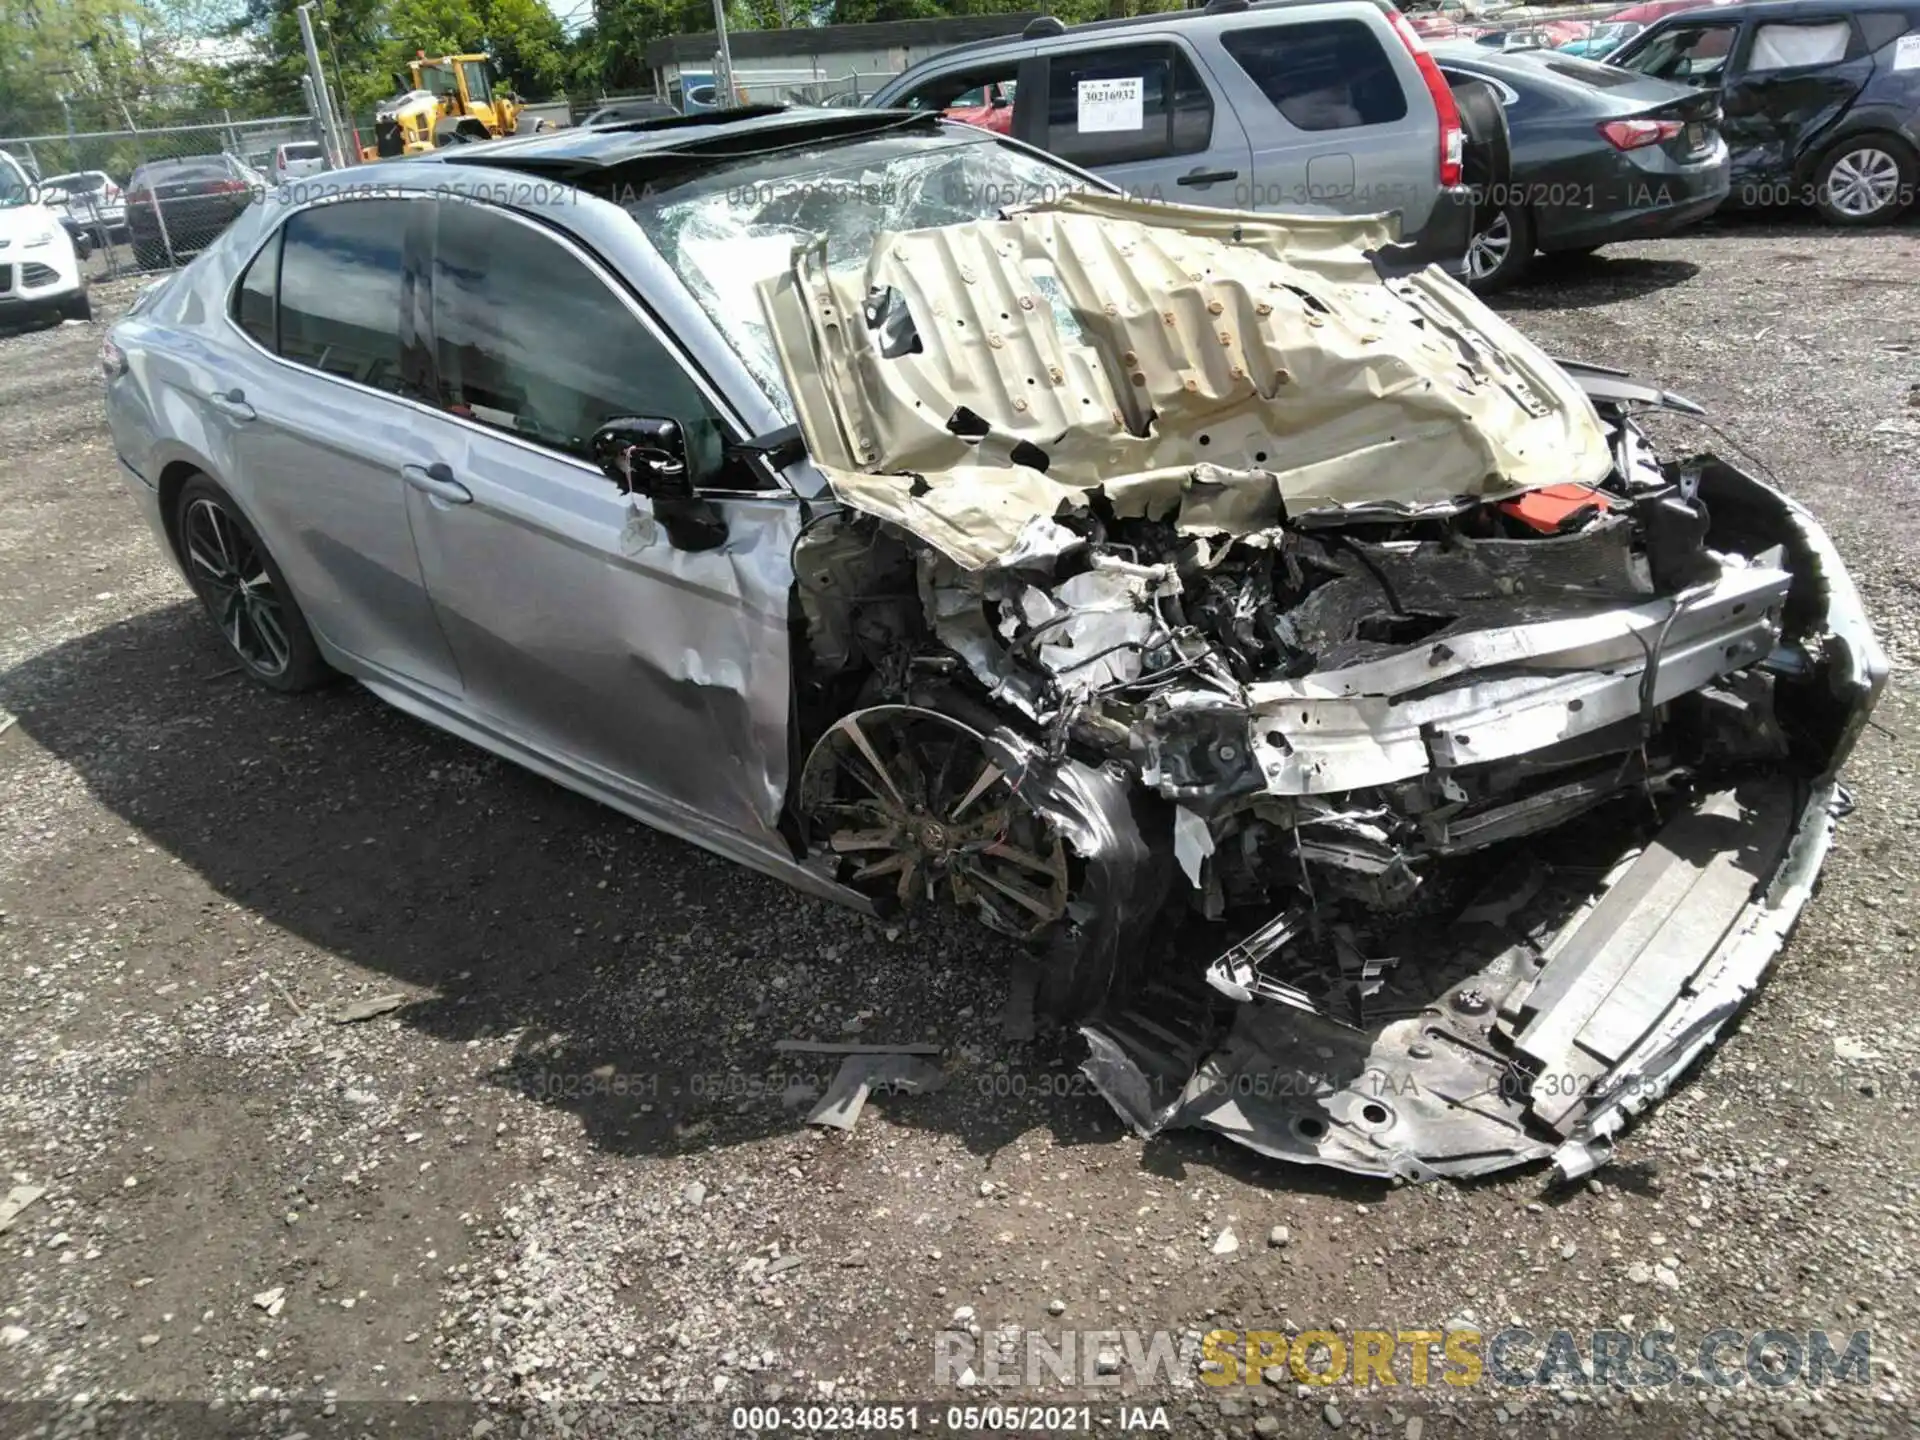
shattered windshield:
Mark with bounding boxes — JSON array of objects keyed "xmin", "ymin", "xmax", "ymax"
[{"xmin": 632, "ymin": 133, "xmax": 1100, "ymax": 411}]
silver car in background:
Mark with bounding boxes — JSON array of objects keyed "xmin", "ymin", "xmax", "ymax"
[{"xmin": 102, "ymin": 108, "xmax": 1883, "ymax": 1183}]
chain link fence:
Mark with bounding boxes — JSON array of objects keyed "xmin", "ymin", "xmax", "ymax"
[{"xmin": 1, "ymin": 113, "xmax": 326, "ymax": 282}]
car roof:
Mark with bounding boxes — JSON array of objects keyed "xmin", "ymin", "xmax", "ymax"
[
  {"xmin": 895, "ymin": 0, "xmax": 1392, "ymax": 69},
  {"xmin": 434, "ymin": 103, "xmax": 948, "ymax": 182}
]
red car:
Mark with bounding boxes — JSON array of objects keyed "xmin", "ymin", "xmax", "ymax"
[
  {"xmin": 942, "ymin": 81, "xmax": 1016, "ymax": 136},
  {"xmin": 1607, "ymin": 0, "xmax": 1739, "ymax": 23}
]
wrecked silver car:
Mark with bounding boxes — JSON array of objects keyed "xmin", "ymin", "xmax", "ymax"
[{"xmin": 104, "ymin": 110, "xmax": 1883, "ymax": 1183}]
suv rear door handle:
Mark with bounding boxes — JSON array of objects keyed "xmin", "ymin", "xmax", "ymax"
[
  {"xmin": 205, "ymin": 387, "xmax": 255, "ymax": 422},
  {"xmin": 1177, "ymin": 168, "xmax": 1239, "ymax": 187},
  {"xmin": 401, "ymin": 462, "xmax": 472, "ymax": 505}
]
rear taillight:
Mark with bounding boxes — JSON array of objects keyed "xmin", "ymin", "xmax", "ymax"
[
  {"xmin": 100, "ymin": 336, "xmax": 127, "ymax": 379},
  {"xmin": 210, "ymin": 179, "xmax": 250, "ymax": 194},
  {"xmin": 1599, "ymin": 117, "xmax": 1683, "ymax": 151},
  {"xmin": 1387, "ymin": 9, "xmax": 1464, "ymax": 188}
]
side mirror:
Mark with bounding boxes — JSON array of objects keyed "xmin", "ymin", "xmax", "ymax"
[
  {"xmin": 589, "ymin": 416, "xmax": 728, "ymax": 553},
  {"xmin": 591, "ymin": 415, "xmax": 689, "ymax": 497}
]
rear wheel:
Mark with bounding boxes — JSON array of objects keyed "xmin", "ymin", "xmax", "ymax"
[
  {"xmin": 1813, "ymin": 136, "xmax": 1916, "ymax": 225},
  {"xmin": 173, "ymin": 475, "xmax": 331, "ymax": 691},
  {"xmin": 1465, "ymin": 205, "xmax": 1534, "ymax": 292}
]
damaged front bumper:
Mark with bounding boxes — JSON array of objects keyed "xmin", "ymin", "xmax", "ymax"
[{"xmin": 1081, "ymin": 458, "xmax": 1885, "ymax": 1182}]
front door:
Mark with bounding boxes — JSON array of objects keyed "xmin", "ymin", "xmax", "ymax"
[
  {"xmin": 1035, "ymin": 39, "xmax": 1255, "ymax": 208},
  {"xmin": 402, "ymin": 198, "xmax": 798, "ymax": 838}
]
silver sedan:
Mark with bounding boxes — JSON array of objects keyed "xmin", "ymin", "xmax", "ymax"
[{"xmin": 103, "ymin": 109, "xmax": 1884, "ymax": 1182}]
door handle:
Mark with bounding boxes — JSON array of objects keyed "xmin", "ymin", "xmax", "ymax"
[
  {"xmin": 205, "ymin": 386, "xmax": 255, "ymax": 422},
  {"xmin": 401, "ymin": 462, "xmax": 472, "ymax": 505},
  {"xmin": 1177, "ymin": 167, "xmax": 1239, "ymax": 187}
]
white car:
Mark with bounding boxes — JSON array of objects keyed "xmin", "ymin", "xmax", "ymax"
[
  {"xmin": 270, "ymin": 141, "xmax": 327, "ymax": 184},
  {"xmin": 0, "ymin": 151, "xmax": 90, "ymax": 324},
  {"xmin": 40, "ymin": 169, "xmax": 127, "ymax": 238}
]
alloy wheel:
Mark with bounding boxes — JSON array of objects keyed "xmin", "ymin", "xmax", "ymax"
[
  {"xmin": 802, "ymin": 706, "xmax": 1070, "ymax": 938},
  {"xmin": 1466, "ymin": 211, "xmax": 1514, "ymax": 281},
  {"xmin": 1825, "ymin": 148, "xmax": 1901, "ymax": 219},
  {"xmin": 182, "ymin": 496, "xmax": 291, "ymax": 678}
]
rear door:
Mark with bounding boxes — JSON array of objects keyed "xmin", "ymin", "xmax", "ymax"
[
  {"xmin": 1719, "ymin": 13, "xmax": 1872, "ymax": 190},
  {"xmin": 219, "ymin": 198, "xmax": 464, "ymax": 693},
  {"xmin": 1209, "ymin": 16, "xmax": 1429, "ymax": 218},
  {"xmin": 1031, "ymin": 38, "xmax": 1254, "ymax": 205}
]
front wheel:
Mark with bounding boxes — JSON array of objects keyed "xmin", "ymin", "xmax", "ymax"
[
  {"xmin": 59, "ymin": 289, "xmax": 92, "ymax": 323},
  {"xmin": 1813, "ymin": 137, "xmax": 1916, "ymax": 225},
  {"xmin": 1464, "ymin": 205, "xmax": 1534, "ymax": 293},
  {"xmin": 173, "ymin": 474, "xmax": 331, "ymax": 691}
]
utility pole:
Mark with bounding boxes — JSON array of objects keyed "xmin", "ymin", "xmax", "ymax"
[
  {"xmin": 296, "ymin": 3, "xmax": 346, "ymax": 166},
  {"xmin": 320, "ymin": 3, "xmax": 358, "ymax": 159},
  {"xmin": 710, "ymin": 0, "xmax": 736, "ymax": 108}
]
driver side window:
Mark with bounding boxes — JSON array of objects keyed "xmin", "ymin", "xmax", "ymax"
[{"xmin": 430, "ymin": 203, "xmax": 749, "ymax": 486}]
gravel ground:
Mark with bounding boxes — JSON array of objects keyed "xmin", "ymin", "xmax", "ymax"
[{"xmin": 1, "ymin": 215, "xmax": 1917, "ymax": 1440}]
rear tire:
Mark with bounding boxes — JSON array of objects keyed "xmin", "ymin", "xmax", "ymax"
[
  {"xmin": 1812, "ymin": 135, "xmax": 1916, "ymax": 226},
  {"xmin": 1465, "ymin": 205, "xmax": 1534, "ymax": 292},
  {"xmin": 173, "ymin": 474, "xmax": 331, "ymax": 692}
]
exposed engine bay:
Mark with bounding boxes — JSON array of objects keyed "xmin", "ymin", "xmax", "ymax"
[{"xmin": 758, "ymin": 196, "xmax": 1885, "ymax": 1181}]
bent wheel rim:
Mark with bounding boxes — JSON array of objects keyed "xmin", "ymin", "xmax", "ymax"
[
  {"xmin": 1466, "ymin": 212, "xmax": 1513, "ymax": 280},
  {"xmin": 802, "ymin": 706, "xmax": 1069, "ymax": 938},
  {"xmin": 1826, "ymin": 148, "xmax": 1900, "ymax": 218},
  {"xmin": 183, "ymin": 497, "xmax": 290, "ymax": 678}
]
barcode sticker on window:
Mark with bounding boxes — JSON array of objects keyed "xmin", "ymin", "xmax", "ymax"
[
  {"xmin": 1894, "ymin": 32, "xmax": 1920, "ymax": 70},
  {"xmin": 1078, "ymin": 77, "xmax": 1144, "ymax": 133}
]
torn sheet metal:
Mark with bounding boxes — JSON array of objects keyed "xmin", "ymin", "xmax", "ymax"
[
  {"xmin": 807, "ymin": 1052, "xmax": 946, "ymax": 1131},
  {"xmin": 1081, "ymin": 779, "xmax": 1835, "ymax": 1182},
  {"xmin": 759, "ymin": 193, "xmax": 1612, "ymax": 569}
]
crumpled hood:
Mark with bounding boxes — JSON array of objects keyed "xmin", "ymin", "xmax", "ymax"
[{"xmin": 758, "ymin": 192, "xmax": 1613, "ymax": 569}]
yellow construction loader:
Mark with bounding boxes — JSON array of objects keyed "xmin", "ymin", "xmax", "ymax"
[{"xmin": 363, "ymin": 53, "xmax": 524, "ymax": 159}]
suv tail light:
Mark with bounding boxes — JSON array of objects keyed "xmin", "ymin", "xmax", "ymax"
[
  {"xmin": 1386, "ymin": 9, "xmax": 1464, "ymax": 188},
  {"xmin": 209, "ymin": 178, "xmax": 251, "ymax": 194},
  {"xmin": 1599, "ymin": 117, "xmax": 1683, "ymax": 151}
]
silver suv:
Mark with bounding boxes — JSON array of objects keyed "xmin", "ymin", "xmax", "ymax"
[{"xmin": 870, "ymin": 0, "xmax": 1487, "ymax": 270}]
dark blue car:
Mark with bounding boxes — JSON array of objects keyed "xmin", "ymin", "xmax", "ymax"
[{"xmin": 1610, "ymin": 0, "xmax": 1920, "ymax": 222}]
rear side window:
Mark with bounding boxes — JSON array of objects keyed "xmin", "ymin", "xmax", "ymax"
[
  {"xmin": 233, "ymin": 226, "xmax": 282, "ymax": 349},
  {"xmin": 1045, "ymin": 43, "xmax": 1213, "ymax": 165},
  {"xmin": 276, "ymin": 200, "xmax": 410, "ymax": 392},
  {"xmin": 1221, "ymin": 21, "xmax": 1409, "ymax": 130},
  {"xmin": 1857, "ymin": 11, "xmax": 1911, "ymax": 49}
]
